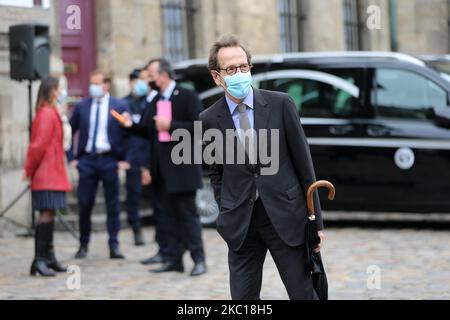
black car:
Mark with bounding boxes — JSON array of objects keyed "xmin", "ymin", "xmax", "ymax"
[{"xmin": 174, "ymin": 51, "xmax": 450, "ymax": 224}]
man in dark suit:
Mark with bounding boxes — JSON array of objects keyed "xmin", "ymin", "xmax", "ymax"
[
  {"xmin": 200, "ymin": 35, "xmax": 325, "ymax": 300},
  {"xmin": 69, "ymin": 69, "xmax": 131, "ymax": 260},
  {"xmin": 122, "ymin": 59, "xmax": 207, "ymax": 277},
  {"xmin": 121, "ymin": 68, "xmax": 151, "ymax": 247}
]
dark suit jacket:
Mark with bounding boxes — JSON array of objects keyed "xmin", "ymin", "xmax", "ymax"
[
  {"xmin": 128, "ymin": 85, "xmax": 203, "ymax": 193},
  {"xmin": 200, "ymin": 88, "xmax": 323, "ymax": 251},
  {"xmin": 68, "ymin": 96, "xmax": 130, "ymax": 162},
  {"xmin": 121, "ymin": 94, "xmax": 150, "ymax": 167}
]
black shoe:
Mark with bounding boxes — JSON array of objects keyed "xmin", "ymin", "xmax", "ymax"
[
  {"xmin": 150, "ymin": 262, "xmax": 184, "ymax": 273},
  {"xmin": 132, "ymin": 225, "xmax": 146, "ymax": 247},
  {"xmin": 46, "ymin": 221, "xmax": 67, "ymax": 272},
  {"xmin": 190, "ymin": 262, "xmax": 207, "ymax": 277},
  {"xmin": 75, "ymin": 245, "xmax": 88, "ymax": 259},
  {"xmin": 140, "ymin": 253, "xmax": 165, "ymax": 265},
  {"xmin": 30, "ymin": 222, "xmax": 56, "ymax": 277},
  {"xmin": 110, "ymin": 247, "xmax": 125, "ymax": 260}
]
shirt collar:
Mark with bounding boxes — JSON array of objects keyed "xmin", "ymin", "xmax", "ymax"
[
  {"xmin": 147, "ymin": 90, "xmax": 158, "ymax": 103},
  {"xmin": 95, "ymin": 92, "xmax": 110, "ymax": 104},
  {"xmin": 225, "ymin": 87, "xmax": 254, "ymax": 115},
  {"xmin": 161, "ymin": 81, "xmax": 176, "ymax": 100}
]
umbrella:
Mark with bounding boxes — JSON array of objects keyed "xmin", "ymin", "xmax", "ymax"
[{"xmin": 306, "ymin": 180, "xmax": 335, "ymax": 301}]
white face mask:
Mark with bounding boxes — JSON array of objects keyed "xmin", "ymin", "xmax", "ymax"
[{"xmin": 89, "ymin": 84, "xmax": 104, "ymax": 99}]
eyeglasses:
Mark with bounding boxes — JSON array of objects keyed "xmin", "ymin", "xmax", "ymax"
[{"xmin": 218, "ymin": 64, "xmax": 253, "ymax": 76}]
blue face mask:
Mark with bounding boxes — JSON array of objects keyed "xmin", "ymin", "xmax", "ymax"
[
  {"xmin": 133, "ymin": 79, "xmax": 150, "ymax": 97},
  {"xmin": 223, "ymin": 72, "xmax": 253, "ymax": 100},
  {"xmin": 89, "ymin": 84, "xmax": 104, "ymax": 99}
]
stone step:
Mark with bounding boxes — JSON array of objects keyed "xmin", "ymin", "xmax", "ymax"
[{"xmin": 54, "ymin": 208, "xmax": 154, "ymax": 232}]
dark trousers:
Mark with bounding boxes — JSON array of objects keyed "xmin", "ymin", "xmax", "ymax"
[
  {"xmin": 161, "ymin": 191, "xmax": 205, "ymax": 264},
  {"xmin": 151, "ymin": 189, "xmax": 170, "ymax": 256},
  {"xmin": 228, "ymin": 199, "xmax": 317, "ymax": 300},
  {"xmin": 125, "ymin": 165, "xmax": 142, "ymax": 227},
  {"xmin": 77, "ymin": 153, "xmax": 120, "ymax": 249}
]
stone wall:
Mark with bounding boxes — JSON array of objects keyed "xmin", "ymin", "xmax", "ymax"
[
  {"xmin": 301, "ymin": 0, "xmax": 346, "ymax": 51},
  {"xmin": 397, "ymin": 0, "xmax": 449, "ymax": 54},
  {"xmin": 359, "ymin": 0, "xmax": 391, "ymax": 51},
  {"xmin": 95, "ymin": 0, "xmax": 163, "ymax": 98}
]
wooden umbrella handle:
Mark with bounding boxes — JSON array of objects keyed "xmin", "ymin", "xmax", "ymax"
[{"xmin": 307, "ymin": 180, "xmax": 336, "ymax": 216}]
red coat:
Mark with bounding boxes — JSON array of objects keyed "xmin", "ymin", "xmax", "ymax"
[{"xmin": 24, "ymin": 104, "xmax": 72, "ymax": 192}]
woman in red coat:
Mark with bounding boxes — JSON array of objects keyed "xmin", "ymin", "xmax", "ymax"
[{"xmin": 23, "ymin": 77, "xmax": 72, "ymax": 277}]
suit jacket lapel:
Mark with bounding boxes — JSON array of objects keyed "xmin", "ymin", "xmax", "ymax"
[
  {"xmin": 253, "ymin": 88, "xmax": 270, "ymax": 134},
  {"xmin": 216, "ymin": 97, "xmax": 236, "ymax": 132},
  {"xmin": 107, "ymin": 97, "xmax": 113, "ymax": 132}
]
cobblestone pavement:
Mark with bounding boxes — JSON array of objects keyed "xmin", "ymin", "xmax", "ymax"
[{"xmin": 0, "ymin": 225, "xmax": 449, "ymax": 300}]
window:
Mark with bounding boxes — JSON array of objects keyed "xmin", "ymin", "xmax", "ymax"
[
  {"xmin": 343, "ymin": 0, "xmax": 360, "ymax": 50},
  {"xmin": 372, "ymin": 69, "xmax": 448, "ymax": 120},
  {"xmin": 162, "ymin": 0, "xmax": 187, "ymax": 63},
  {"xmin": 265, "ymin": 69, "xmax": 361, "ymax": 118},
  {"xmin": 278, "ymin": 0, "xmax": 301, "ymax": 52}
]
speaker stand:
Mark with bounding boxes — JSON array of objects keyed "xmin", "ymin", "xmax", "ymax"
[{"xmin": 27, "ymin": 80, "xmax": 36, "ymax": 235}]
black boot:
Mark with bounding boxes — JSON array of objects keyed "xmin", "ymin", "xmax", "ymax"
[
  {"xmin": 130, "ymin": 221, "xmax": 145, "ymax": 247},
  {"xmin": 46, "ymin": 220, "xmax": 67, "ymax": 272},
  {"xmin": 30, "ymin": 222, "xmax": 56, "ymax": 277}
]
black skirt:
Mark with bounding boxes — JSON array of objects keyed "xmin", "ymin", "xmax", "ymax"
[{"xmin": 32, "ymin": 191, "xmax": 67, "ymax": 211}]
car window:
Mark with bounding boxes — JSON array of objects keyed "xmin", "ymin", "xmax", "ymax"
[
  {"xmin": 264, "ymin": 69, "xmax": 360, "ymax": 118},
  {"xmin": 373, "ymin": 69, "xmax": 448, "ymax": 120},
  {"xmin": 178, "ymin": 81, "xmax": 196, "ymax": 91}
]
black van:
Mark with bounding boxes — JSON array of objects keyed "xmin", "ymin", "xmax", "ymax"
[{"xmin": 174, "ymin": 52, "xmax": 450, "ymax": 224}]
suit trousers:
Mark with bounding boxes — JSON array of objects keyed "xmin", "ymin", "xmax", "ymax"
[
  {"xmin": 77, "ymin": 153, "xmax": 121, "ymax": 249},
  {"xmin": 125, "ymin": 164, "xmax": 142, "ymax": 227},
  {"xmin": 228, "ymin": 198, "xmax": 318, "ymax": 300},
  {"xmin": 161, "ymin": 191, "xmax": 205, "ymax": 264},
  {"xmin": 151, "ymin": 185, "xmax": 171, "ymax": 257}
]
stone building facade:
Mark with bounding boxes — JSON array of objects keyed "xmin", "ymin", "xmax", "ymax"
[{"xmin": 1, "ymin": 0, "xmax": 450, "ymax": 233}]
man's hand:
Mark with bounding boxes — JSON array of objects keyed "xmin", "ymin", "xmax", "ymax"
[
  {"xmin": 315, "ymin": 231, "xmax": 325, "ymax": 253},
  {"xmin": 118, "ymin": 161, "xmax": 131, "ymax": 171},
  {"xmin": 70, "ymin": 160, "xmax": 78, "ymax": 169},
  {"xmin": 153, "ymin": 116, "xmax": 171, "ymax": 132},
  {"xmin": 141, "ymin": 168, "xmax": 152, "ymax": 186},
  {"xmin": 120, "ymin": 112, "xmax": 133, "ymax": 128}
]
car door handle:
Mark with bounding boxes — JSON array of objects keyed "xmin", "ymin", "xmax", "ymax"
[
  {"xmin": 367, "ymin": 125, "xmax": 391, "ymax": 137},
  {"xmin": 329, "ymin": 125, "xmax": 354, "ymax": 136}
]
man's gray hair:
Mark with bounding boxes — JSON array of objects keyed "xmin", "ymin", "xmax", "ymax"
[{"xmin": 208, "ymin": 34, "xmax": 252, "ymax": 71}]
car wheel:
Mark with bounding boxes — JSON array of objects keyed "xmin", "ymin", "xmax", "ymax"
[{"xmin": 196, "ymin": 179, "xmax": 219, "ymax": 228}]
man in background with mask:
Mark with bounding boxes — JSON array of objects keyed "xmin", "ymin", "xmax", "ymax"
[
  {"xmin": 200, "ymin": 35, "xmax": 325, "ymax": 300},
  {"xmin": 121, "ymin": 59, "xmax": 207, "ymax": 277},
  {"xmin": 121, "ymin": 68, "xmax": 152, "ymax": 247},
  {"xmin": 68, "ymin": 69, "xmax": 131, "ymax": 260}
]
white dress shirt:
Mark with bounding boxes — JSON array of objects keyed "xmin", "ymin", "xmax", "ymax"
[
  {"xmin": 161, "ymin": 81, "xmax": 176, "ymax": 100},
  {"xmin": 86, "ymin": 93, "xmax": 112, "ymax": 154}
]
